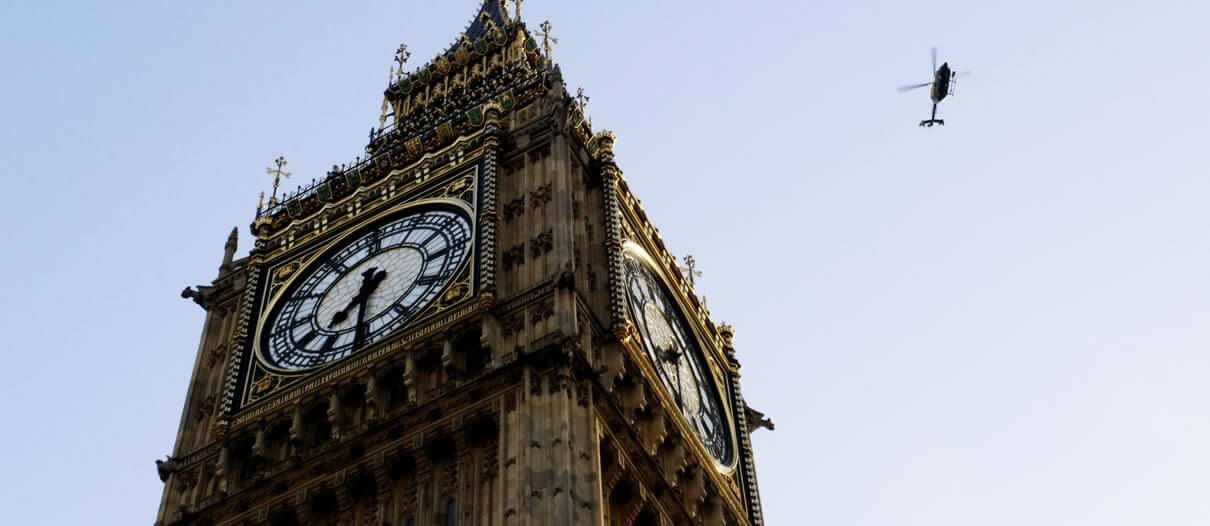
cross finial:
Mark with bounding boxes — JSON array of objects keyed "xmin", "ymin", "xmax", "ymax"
[
  {"xmin": 538, "ymin": 20, "xmax": 557, "ymax": 60},
  {"xmin": 512, "ymin": 0, "xmax": 523, "ymax": 20},
  {"xmin": 681, "ymin": 255, "xmax": 703, "ymax": 288},
  {"xmin": 265, "ymin": 156, "xmax": 290, "ymax": 205},
  {"xmin": 575, "ymin": 87, "xmax": 590, "ymax": 112},
  {"xmin": 256, "ymin": 191, "xmax": 265, "ymax": 214},
  {"xmin": 393, "ymin": 43, "xmax": 411, "ymax": 74}
]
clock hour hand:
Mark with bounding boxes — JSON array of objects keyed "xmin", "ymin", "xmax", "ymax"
[
  {"xmin": 653, "ymin": 346, "xmax": 685, "ymax": 406},
  {"xmin": 329, "ymin": 268, "xmax": 387, "ymax": 327},
  {"xmin": 656, "ymin": 348, "xmax": 682, "ymax": 363}
]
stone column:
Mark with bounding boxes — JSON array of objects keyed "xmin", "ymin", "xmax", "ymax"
[
  {"xmin": 595, "ymin": 134, "xmax": 626, "ymax": 334},
  {"xmin": 480, "ymin": 104, "xmax": 503, "ymax": 300},
  {"xmin": 363, "ymin": 370, "xmax": 379, "ymax": 424}
]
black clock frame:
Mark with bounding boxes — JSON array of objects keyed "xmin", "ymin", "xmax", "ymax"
[
  {"xmin": 257, "ymin": 201, "xmax": 474, "ymax": 370},
  {"xmin": 622, "ymin": 247, "xmax": 735, "ymax": 467}
]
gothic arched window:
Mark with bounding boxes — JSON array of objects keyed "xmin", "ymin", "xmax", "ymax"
[
  {"xmin": 231, "ymin": 435, "xmax": 257, "ymax": 482},
  {"xmin": 382, "ymin": 366, "xmax": 407, "ymax": 410},
  {"xmin": 444, "ymin": 499, "xmax": 457, "ymax": 526},
  {"xmin": 303, "ymin": 403, "xmax": 331, "ymax": 447}
]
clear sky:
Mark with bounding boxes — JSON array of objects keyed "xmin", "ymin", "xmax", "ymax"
[{"xmin": 1, "ymin": 1, "xmax": 1207, "ymax": 524}]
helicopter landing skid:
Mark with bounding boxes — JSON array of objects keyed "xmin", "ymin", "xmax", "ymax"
[{"xmin": 919, "ymin": 119, "xmax": 945, "ymax": 127}]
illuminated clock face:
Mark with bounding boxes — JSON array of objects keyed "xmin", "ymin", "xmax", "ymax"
[
  {"xmin": 623, "ymin": 250, "xmax": 733, "ymax": 466},
  {"xmin": 262, "ymin": 206, "xmax": 472, "ymax": 371}
]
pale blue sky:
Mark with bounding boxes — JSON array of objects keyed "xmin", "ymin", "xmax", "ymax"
[{"xmin": 1, "ymin": 1, "xmax": 1207, "ymax": 524}]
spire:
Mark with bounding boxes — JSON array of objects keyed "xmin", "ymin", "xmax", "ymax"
[
  {"xmin": 221, "ymin": 227, "xmax": 238, "ymax": 272},
  {"xmin": 451, "ymin": 0, "xmax": 511, "ymax": 52}
]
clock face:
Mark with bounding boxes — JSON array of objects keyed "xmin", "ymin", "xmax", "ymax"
[
  {"xmin": 262, "ymin": 206, "xmax": 473, "ymax": 371},
  {"xmin": 623, "ymin": 251, "xmax": 733, "ymax": 466}
]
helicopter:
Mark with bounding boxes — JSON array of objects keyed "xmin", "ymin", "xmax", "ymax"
[{"xmin": 899, "ymin": 47, "xmax": 965, "ymax": 127}]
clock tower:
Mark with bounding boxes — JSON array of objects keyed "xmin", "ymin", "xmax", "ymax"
[{"xmin": 156, "ymin": 2, "xmax": 770, "ymax": 525}]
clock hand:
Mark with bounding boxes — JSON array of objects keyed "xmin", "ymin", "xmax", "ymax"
[
  {"xmin": 330, "ymin": 267, "xmax": 386, "ymax": 327},
  {"xmin": 657, "ymin": 345, "xmax": 685, "ymax": 406},
  {"xmin": 657, "ymin": 349, "xmax": 682, "ymax": 363},
  {"xmin": 330, "ymin": 297, "xmax": 361, "ymax": 327},
  {"xmin": 351, "ymin": 269, "xmax": 388, "ymax": 350}
]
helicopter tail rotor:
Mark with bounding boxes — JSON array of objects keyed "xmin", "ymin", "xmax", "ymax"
[{"xmin": 931, "ymin": 46, "xmax": 938, "ymax": 72}]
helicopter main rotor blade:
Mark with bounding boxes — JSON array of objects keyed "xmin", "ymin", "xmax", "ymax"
[
  {"xmin": 931, "ymin": 46, "xmax": 937, "ymax": 72},
  {"xmin": 954, "ymin": 69, "xmax": 972, "ymax": 78},
  {"xmin": 897, "ymin": 82, "xmax": 931, "ymax": 93}
]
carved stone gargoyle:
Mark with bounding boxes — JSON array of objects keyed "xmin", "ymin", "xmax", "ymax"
[
  {"xmin": 181, "ymin": 227, "xmax": 239, "ymax": 311},
  {"xmin": 156, "ymin": 455, "xmax": 179, "ymax": 482},
  {"xmin": 181, "ymin": 285, "xmax": 218, "ymax": 309},
  {"xmin": 744, "ymin": 403, "xmax": 775, "ymax": 434}
]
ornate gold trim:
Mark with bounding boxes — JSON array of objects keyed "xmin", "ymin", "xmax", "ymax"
[
  {"xmin": 251, "ymin": 197, "xmax": 477, "ymax": 376},
  {"xmin": 255, "ymin": 138, "xmax": 487, "ymax": 248}
]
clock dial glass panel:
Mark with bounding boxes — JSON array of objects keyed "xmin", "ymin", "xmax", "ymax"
[
  {"xmin": 263, "ymin": 207, "xmax": 472, "ymax": 371},
  {"xmin": 623, "ymin": 252, "xmax": 733, "ymax": 466}
]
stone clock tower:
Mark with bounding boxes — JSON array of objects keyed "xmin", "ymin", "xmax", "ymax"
[{"xmin": 156, "ymin": 2, "xmax": 769, "ymax": 525}]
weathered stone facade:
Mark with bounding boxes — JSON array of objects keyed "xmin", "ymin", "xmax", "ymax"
[{"xmin": 156, "ymin": 3, "xmax": 766, "ymax": 525}]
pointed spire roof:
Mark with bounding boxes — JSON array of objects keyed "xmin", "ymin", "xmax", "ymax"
[
  {"xmin": 388, "ymin": 0, "xmax": 528, "ymax": 94},
  {"xmin": 455, "ymin": 0, "xmax": 511, "ymax": 47},
  {"xmin": 438, "ymin": 0, "xmax": 512, "ymax": 61}
]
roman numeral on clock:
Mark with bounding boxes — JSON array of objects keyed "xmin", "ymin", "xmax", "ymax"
[
  {"xmin": 295, "ymin": 330, "xmax": 318, "ymax": 348},
  {"xmin": 367, "ymin": 228, "xmax": 381, "ymax": 252},
  {"xmin": 317, "ymin": 335, "xmax": 337, "ymax": 354},
  {"xmin": 420, "ymin": 230, "xmax": 441, "ymax": 247},
  {"xmin": 415, "ymin": 272, "xmax": 448, "ymax": 286},
  {"xmin": 323, "ymin": 258, "xmax": 349, "ymax": 274},
  {"xmin": 426, "ymin": 246, "xmax": 450, "ymax": 262}
]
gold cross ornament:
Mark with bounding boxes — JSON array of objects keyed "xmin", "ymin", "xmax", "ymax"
[
  {"xmin": 265, "ymin": 156, "xmax": 290, "ymax": 205},
  {"xmin": 681, "ymin": 255, "xmax": 703, "ymax": 288},
  {"xmin": 538, "ymin": 20, "xmax": 557, "ymax": 60}
]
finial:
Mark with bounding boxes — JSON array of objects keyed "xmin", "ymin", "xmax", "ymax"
[
  {"xmin": 378, "ymin": 94, "xmax": 391, "ymax": 130},
  {"xmin": 575, "ymin": 87, "xmax": 592, "ymax": 129},
  {"xmin": 381, "ymin": 55, "xmax": 401, "ymax": 129},
  {"xmin": 265, "ymin": 156, "xmax": 290, "ymax": 205},
  {"xmin": 718, "ymin": 322, "xmax": 737, "ymax": 359},
  {"xmin": 393, "ymin": 43, "xmax": 411, "ymax": 75},
  {"xmin": 514, "ymin": 0, "xmax": 524, "ymax": 21},
  {"xmin": 256, "ymin": 191, "xmax": 265, "ymax": 214},
  {"xmin": 575, "ymin": 87, "xmax": 590, "ymax": 112},
  {"xmin": 538, "ymin": 20, "xmax": 557, "ymax": 61},
  {"xmin": 680, "ymin": 255, "xmax": 702, "ymax": 288},
  {"xmin": 221, "ymin": 227, "xmax": 238, "ymax": 272}
]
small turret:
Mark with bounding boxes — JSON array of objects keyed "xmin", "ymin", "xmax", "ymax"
[{"xmin": 718, "ymin": 322, "xmax": 737, "ymax": 361}]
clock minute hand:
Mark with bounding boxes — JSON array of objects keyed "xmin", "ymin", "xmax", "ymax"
[{"xmin": 352, "ymin": 269, "xmax": 388, "ymax": 350}]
